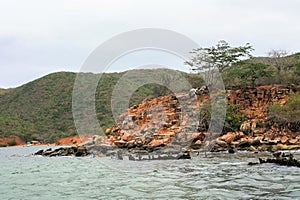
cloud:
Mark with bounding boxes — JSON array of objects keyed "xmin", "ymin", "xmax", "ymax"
[{"xmin": 0, "ymin": 0, "xmax": 299, "ymax": 87}]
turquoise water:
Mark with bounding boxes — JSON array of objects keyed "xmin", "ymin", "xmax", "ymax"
[{"xmin": 0, "ymin": 146, "xmax": 300, "ymax": 199}]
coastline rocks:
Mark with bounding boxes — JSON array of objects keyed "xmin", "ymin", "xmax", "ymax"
[
  {"xmin": 215, "ymin": 138, "xmax": 228, "ymax": 148},
  {"xmin": 87, "ymin": 144, "xmax": 119, "ymax": 157},
  {"xmin": 280, "ymin": 136, "xmax": 289, "ymax": 144},
  {"xmin": 206, "ymin": 132, "xmax": 300, "ymax": 152},
  {"xmin": 35, "ymin": 86, "xmax": 300, "ymax": 158},
  {"xmin": 121, "ymin": 132, "xmax": 136, "ymax": 142},
  {"xmin": 237, "ymin": 140, "xmax": 251, "ymax": 149},
  {"xmin": 289, "ymin": 138, "xmax": 298, "ymax": 145},
  {"xmin": 257, "ymin": 153, "xmax": 300, "ymax": 168},
  {"xmin": 33, "ymin": 143, "xmax": 193, "ymax": 160},
  {"xmin": 106, "ymin": 86, "xmax": 300, "ymax": 154},
  {"xmin": 34, "ymin": 146, "xmax": 90, "ymax": 157},
  {"xmin": 219, "ymin": 132, "xmax": 235, "ymax": 143},
  {"xmin": 177, "ymin": 151, "xmax": 191, "ymax": 159},
  {"xmin": 114, "ymin": 140, "xmax": 127, "ymax": 148},
  {"xmin": 251, "ymin": 139, "xmax": 261, "ymax": 146},
  {"xmin": 219, "ymin": 132, "xmax": 244, "ymax": 144}
]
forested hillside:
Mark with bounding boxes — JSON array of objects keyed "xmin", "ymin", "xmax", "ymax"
[{"xmin": 0, "ymin": 70, "xmax": 203, "ymax": 143}]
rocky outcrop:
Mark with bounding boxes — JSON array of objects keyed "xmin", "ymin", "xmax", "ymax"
[
  {"xmin": 34, "ymin": 135, "xmax": 192, "ymax": 160},
  {"xmin": 249, "ymin": 152, "xmax": 300, "ymax": 168},
  {"xmin": 34, "ymin": 146, "xmax": 90, "ymax": 157},
  {"xmin": 107, "ymin": 94, "xmax": 194, "ymax": 150},
  {"xmin": 34, "ymin": 85, "xmax": 300, "ymax": 158},
  {"xmin": 106, "ymin": 85, "xmax": 300, "ymax": 153},
  {"xmin": 0, "ymin": 136, "xmax": 25, "ymax": 146}
]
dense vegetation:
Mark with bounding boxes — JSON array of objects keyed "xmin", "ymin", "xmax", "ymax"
[
  {"xmin": 186, "ymin": 40, "xmax": 300, "ymax": 87},
  {"xmin": 0, "ymin": 70, "xmax": 203, "ymax": 143},
  {"xmin": 0, "ymin": 72, "xmax": 77, "ymax": 142},
  {"xmin": 223, "ymin": 52, "xmax": 300, "ymax": 88}
]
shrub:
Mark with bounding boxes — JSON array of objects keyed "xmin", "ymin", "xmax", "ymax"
[
  {"xmin": 269, "ymin": 93, "xmax": 300, "ymax": 122},
  {"xmin": 225, "ymin": 104, "xmax": 245, "ymax": 131},
  {"xmin": 198, "ymin": 100, "xmax": 244, "ymax": 132}
]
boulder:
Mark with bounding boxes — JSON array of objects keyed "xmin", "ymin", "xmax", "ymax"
[
  {"xmin": 176, "ymin": 152, "xmax": 191, "ymax": 159},
  {"xmin": 220, "ymin": 132, "xmax": 235, "ymax": 144},
  {"xmin": 149, "ymin": 139, "xmax": 166, "ymax": 147},
  {"xmin": 114, "ymin": 140, "xmax": 127, "ymax": 148},
  {"xmin": 75, "ymin": 146, "xmax": 88, "ymax": 157},
  {"xmin": 34, "ymin": 149, "xmax": 44, "ymax": 155},
  {"xmin": 277, "ymin": 144, "xmax": 300, "ymax": 150},
  {"xmin": 253, "ymin": 128, "xmax": 267, "ymax": 135},
  {"xmin": 280, "ymin": 135, "xmax": 289, "ymax": 144},
  {"xmin": 105, "ymin": 128, "xmax": 112, "ymax": 135},
  {"xmin": 237, "ymin": 140, "xmax": 251, "ymax": 148},
  {"xmin": 267, "ymin": 139, "xmax": 279, "ymax": 145},
  {"xmin": 251, "ymin": 139, "xmax": 261, "ymax": 146},
  {"xmin": 288, "ymin": 138, "xmax": 298, "ymax": 145},
  {"xmin": 34, "ymin": 146, "xmax": 90, "ymax": 157},
  {"xmin": 121, "ymin": 132, "xmax": 135, "ymax": 142},
  {"xmin": 215, "ymin": 138, "xmax": 228, "ymax": 148},
  {"xmin": 240, "ymin": 122, "xmax": 251, "ymax": 134},
  {"xmin": 126, "ymin": 140, "xmax": 136, "ymax": 149}
]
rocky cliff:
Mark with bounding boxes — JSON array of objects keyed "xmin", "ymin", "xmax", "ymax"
[
  {"xmin": 36, "ymin": 85, "xmax": 300, "ymax": 158},
  {"xmin": 104, "ymin": 85, "xmax": 300, "ymax": 153}
]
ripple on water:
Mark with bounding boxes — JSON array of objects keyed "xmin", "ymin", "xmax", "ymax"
[{"xmin": 1, "ymin": 147, "xmax": 300, "ymax": 199}]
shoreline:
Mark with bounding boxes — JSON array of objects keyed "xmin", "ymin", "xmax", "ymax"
[{"xmin": 2, "ymin": 85, "xmax": 300, "ymax": 153}]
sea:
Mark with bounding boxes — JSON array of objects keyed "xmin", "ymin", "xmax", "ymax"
[{"xmin": 0, "ymin": 146, "xmax": 300, "ymax": 200}]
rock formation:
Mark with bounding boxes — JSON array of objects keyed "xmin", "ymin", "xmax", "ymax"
[
  {"xmin": 35, "ymin": 85, "xmax": 300, "ymax": 158},
  {"xmin": 107, "ymin": 85, "xmax": 300, "ymax": 153}
]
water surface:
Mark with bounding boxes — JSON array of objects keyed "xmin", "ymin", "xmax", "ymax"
[{"xmin": 0, "ymin": 146, "xmax": 299, "ymax": 199}]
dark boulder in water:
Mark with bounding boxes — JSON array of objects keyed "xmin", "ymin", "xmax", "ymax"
[
  {"xmin": 176, "ymin": 152, "xmax": 191, "ymax": 159},
  {"xmin": 249, "ymin": 153, "xmax": 300, "ymax": 168},
  {"xmin": 34, "ymin": 146, "xmax": 90, "ymax": 157},
  {"xmin": 228, "ymin": 148, "xmax": 235, "ymax": 154},
  {"xmin": 33, "ymin": 144, "xmax": 193, "ymax": 160}
]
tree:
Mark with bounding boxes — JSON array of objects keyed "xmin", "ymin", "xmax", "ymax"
[
  {"xmin": 185, "ymin": 40, "xmax": 254, "ymax": 84},
  {"xmin": 268, "ymin": 50, "xmax": 293, "ymax": 84},
  {"xmin": 228, "ymin": 62, "xmax": 273, "ymax": 88}
]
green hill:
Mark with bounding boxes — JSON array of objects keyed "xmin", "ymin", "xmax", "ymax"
[
  {"xmin": 0, "ymin": 69, "xmax": 203, "ymax": 143},
  {"xmin": 1, "ymin": 52, "xmax": 300, "ymax": 143},
  {"xmin": 0, "ymin": 72, "xmax": 77, "ymax": 142}
]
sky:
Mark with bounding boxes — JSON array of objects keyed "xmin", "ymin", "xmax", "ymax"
[{"xmin": 0, "ymin": 0, "xmax": 300, "ymax": 88}]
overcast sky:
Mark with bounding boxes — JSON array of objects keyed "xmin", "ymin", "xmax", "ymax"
[{"xmin": 0, "ymin": 0, "xmax": 300, "ymax": 88}]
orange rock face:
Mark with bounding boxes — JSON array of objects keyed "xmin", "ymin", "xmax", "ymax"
[
  {"xmin": 57, "ymin": 135, "xmax": 93, "ymax": 145},
  {"xmin": 220, "ymin": 132, "xmax": 235, "ymax": 143},
  {"xmin": 149, "ymin": 138, "xmax": 169, "ymax": 147},
  {"xmin": 219, "ymin": 132, "xmax": 244, "ymax": 144},
  {"xmin": 281, "ymin": 136, "xmax": 289, "ymax": 144},
  {"xmin": 121, "ymin": 132, "xmax": 136, "ymax": 142},
  {"xmin": 105, "ymin": 85, "xmax": 300, "ymax": 150},
  {"xmin": 0, "ymin": 136, "xmax": 25, "ymax": 146}
]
